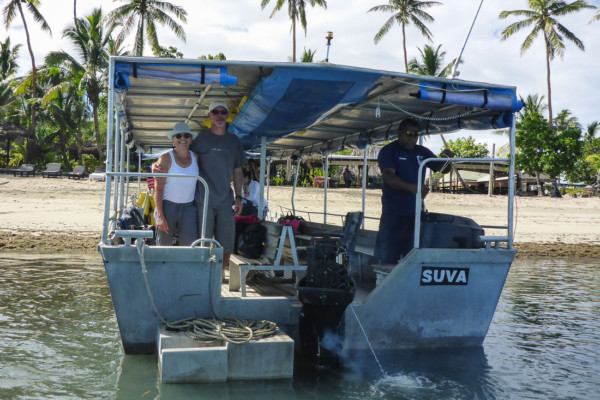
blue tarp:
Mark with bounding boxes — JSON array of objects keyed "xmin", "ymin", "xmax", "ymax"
[
  {"xmin": 228, "ymin": 67, "xmax": 381, "ymax": 148},
  {"xmin": 416, "ymin": 82, "xmax": 523, "ymax": 112},
  {"xmin": 114, "ymin": 62, "xmax": 237, "ymax": 90}
]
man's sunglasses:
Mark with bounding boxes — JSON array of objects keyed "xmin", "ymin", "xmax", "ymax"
[
  {"xmin": 173, "ymin": 133, "xmax": 192, "ymax": 139},
  {"xmin": 210, "ymin": 109, "xmax": 229, "ymax": 115}
]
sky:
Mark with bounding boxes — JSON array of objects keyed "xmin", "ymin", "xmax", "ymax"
[{"xmin": 1, "ymin": 0, "xmax": 599, "ymax": 154}]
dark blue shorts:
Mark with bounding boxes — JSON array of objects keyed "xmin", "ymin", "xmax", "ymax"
[{"xmin": 374, "ymin": 214, "xmax": 415, "ymax": 264}]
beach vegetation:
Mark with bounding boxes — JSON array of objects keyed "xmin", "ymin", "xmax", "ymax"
[
  {"xmin": 408, "ymin": 43, "xmax": 456, "ymax": 77},
  {"xmin": 260, "ymin": 0, "xmax": 328, "ymax": 63},
  {"xmin": 516, "ymin": 110, "xmax": 582, "ymax": 195},
  {"xmin": 369, "ymin": 0, "xmax": 441, "ymax": 72},
  {"xmin": 499, "ymin": 0, "xmax": 595, "ymax": 126},
  {"xmin": 2, "ymin": 0, "xmax": 52, "ymax": 163},
  {"xmin": 104, "ymin": 0, "xmax": 187, "ymax": 57},
  {"xmin": 442, "ymin": 136, "xmax": 489, "ymax": 158}
]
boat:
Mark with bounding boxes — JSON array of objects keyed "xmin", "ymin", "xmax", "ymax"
[{"xmin": 99, "ymin": 56, "xmax": 522, "ymax": 382}]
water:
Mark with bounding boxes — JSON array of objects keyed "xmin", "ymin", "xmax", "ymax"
[{"xmin": 0, "ymin": 254, "xmax": 598, "ymax": 399}]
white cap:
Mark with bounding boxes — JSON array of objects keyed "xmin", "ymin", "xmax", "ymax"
[
  {"xmin": 166, "ymin": 122, "xmax": 198, "ymax": 140},
  {"xmin": 208, "ymin": 101, "xmax": 229, "ymax": 112}
]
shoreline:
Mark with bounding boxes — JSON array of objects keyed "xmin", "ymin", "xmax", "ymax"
[
  {"xmin": 1, "ymin": 175, "xmax": 600, "ymax": 259},
  {"xmin": 2, "ymin": 230, "xmax": 600, "ymax": 259}
]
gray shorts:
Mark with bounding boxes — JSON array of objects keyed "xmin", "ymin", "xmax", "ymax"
[
  {"xmin": 156, "ymin": 200, "xmax": 198, "ymax": 246},
  {"xmin": 197, "ymin": 205, "xmax": 235, "ymax": 253}
]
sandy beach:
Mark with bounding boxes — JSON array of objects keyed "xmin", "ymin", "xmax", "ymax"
[{"xmin": 1, "ymin": 175, "xmax": 599, "ymax": 258}]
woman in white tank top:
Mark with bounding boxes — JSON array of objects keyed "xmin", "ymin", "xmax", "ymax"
[{"xmin": 154, "ymin": 122, "xmax": 200, "ymax": 246}]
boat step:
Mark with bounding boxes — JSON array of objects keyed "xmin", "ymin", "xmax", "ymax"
[{"xmin": 157, "ymin": 324, "xmax": 294, "ymax": 383}]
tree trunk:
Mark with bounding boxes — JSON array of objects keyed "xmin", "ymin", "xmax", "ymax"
[
  {"xmin": 536, "ymin": 173, "xmax": 543, "ymax": 196},
  {"xmin": 544, "ymin": 34, "xmax": 553, "ymax": 127},
  {"xmin": 18, "ymin": 3, "xmax": 38, "ymax": 164},
  {"xmin": 402, "ymin": 23, "xmax": 408, "ymax": 72},
  {"xmin": 92, "ymin": 102, "xmax": 104, "ymax": 160},
  {"xmin": 292, "ymin": 18, "xmax": 296, "ymax": 62}
]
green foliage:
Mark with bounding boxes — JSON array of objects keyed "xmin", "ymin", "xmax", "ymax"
[
  {"xmin": 515, "ymin": 111, "xmax": 582, "ymax": 181},
  {"xmin": 155, "ymin": 45, "xmax": 183, "ymax": 58},
  {"xmin": 443, "ymin": 136, "xmax": 489, "ymax": 158},
  {"xmin": 270, "ymin": 176, "xmax": 284, "ymax": 186},
  {"xmin": 300, "ymin": 48, "xmax": 316, "ymax": 63},
  {"xmin": 198, "ymin": 53, "xmax": 226, "ymax": 60}
]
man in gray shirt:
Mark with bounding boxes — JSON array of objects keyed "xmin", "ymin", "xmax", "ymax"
[{"xmin": 154, "ymin": 102, "xmax": 246, "ymax": 278}]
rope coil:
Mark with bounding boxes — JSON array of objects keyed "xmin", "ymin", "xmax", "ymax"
[{"xmin": 166, "ymin": 317, "xmax": 279, "ymax": 345}]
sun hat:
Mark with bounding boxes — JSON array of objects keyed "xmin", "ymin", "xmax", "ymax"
[
  {"xmin": 208, "ymin": 101, "xmax": 229, "ymax": 113},
  {"xmin": 166, "ymin": 122, "xmax": 198, "ymax": 140}
]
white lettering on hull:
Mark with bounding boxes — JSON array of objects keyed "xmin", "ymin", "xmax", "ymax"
[{"xmin": 421, "ymin": 267, "xmax": 469, "ymax": 286}]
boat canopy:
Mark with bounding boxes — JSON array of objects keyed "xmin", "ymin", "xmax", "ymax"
[{"xmin": 110, "ymin": 57, "xmax": 522, "ymax": 158}]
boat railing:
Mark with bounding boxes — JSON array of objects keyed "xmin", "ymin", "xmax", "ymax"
[
  {"xmin": 416, "ymin": 157, "xmax": 514, "ymax": 249},
  {"xmin": 101, "ymin": 172, "xmax": 210, "ymax": 246}
]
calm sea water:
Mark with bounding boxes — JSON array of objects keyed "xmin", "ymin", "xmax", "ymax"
[{"xmin": 0, "ymin": 253, "xmax": 598, "ymax": 400}]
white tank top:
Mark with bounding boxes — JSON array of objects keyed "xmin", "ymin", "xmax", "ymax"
[{"xmin": 163, "ymin": 150, "xmax": 199, "ymax": 203}]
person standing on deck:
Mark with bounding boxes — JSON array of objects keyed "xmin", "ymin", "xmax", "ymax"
[
  {"xmin": 154, "ymin": 123, "xmax": 199, "ymax": 246},
  {"xmin": 153, "ymin": 102, "xmax": 246, "ymax": 277},
  {"xmin": 375, "ymin": 118, "xmax": 453, "ymax": 264}
]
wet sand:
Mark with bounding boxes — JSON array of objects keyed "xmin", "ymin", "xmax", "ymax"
[{"xmin": 1, "ymin": 175, "xmax": 599, "ymax": 259}]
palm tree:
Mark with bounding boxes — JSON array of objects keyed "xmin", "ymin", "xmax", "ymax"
[
  {"xmin": 0, "ymin": 37, "xmax": 21, "ymax": 80},
  {"xmin": 553, "ymin": 109, "xmax": 580, "ymax": 131},
  {"xmin": 300, "ymin": 47, "xmax": 316, "ymax": 63},
  {"xmin": 499, "ymin": 0, "xmax": 595, "ymax": 127},
  {"xmin": 46, "ymin": 8, "xmax": 114, "ymax": 160},
  {"xmin": 518, "ymin": 93, "xmax": 547, "ymax": 120},
  {"xmin": 584, "ymin": 121, "xmax": 599, "ymax": 143},
  {"xmin": 3, "ymin": 0, "xmax": 52, "ymax": 163},
  {"xmin": 407, "ymin": 44, "xmax": 455, "ymax": 77},
  {"xmin": 591, "ymin": 9, "xmax": 600, "ymax": 22},
  {"xmin": 368, "ymin": 0, "xmax": 441, "ymax": 72},
  {"xmin": 104, "ymin": 0, "xmax": 187, "ymax": 57},
  {"xmin": 260, "ymin": 0, "xmax": 327, "ymax": 63}
]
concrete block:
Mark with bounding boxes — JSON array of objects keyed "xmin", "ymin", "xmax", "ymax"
[
  {"xmin": 158, "ymin": 325, "xmax": 227, "ymax": 383},
  {"xmin": 160, "ymin": 346, "xmax": 228, "ymax": 383},
  {"xmin": 227, "ymin": 331, "xmax": 294, "ymax": 380}
]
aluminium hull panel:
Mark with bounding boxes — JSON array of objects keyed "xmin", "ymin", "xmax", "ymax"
[
  {"xmin": 100, "ymin": 245, "xmax": 222, "ymax": 354},
  {"xmin": 343, "ymin": 247, "xmax": 515, "ymax": 351}
]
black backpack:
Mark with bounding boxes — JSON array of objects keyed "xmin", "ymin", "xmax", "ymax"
[
  {"xmin": 116, "ymin": 206, "xmax": 147, "ymax": 230},
  {"xmin": 236, "ymin": 222, "xmax": 266, "ymax": 259}
]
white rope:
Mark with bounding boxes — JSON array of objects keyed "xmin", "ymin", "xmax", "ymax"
[{"xmin": 166, "ymin": 317, "xmax": 279, "ymax": 345}]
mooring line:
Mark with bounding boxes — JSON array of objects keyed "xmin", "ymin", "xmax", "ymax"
[{"xmin": 350, "ymin": 305, "xmax": 386, "ymax": 376}]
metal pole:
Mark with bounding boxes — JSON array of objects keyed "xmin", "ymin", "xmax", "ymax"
[
  {"xmin": 266, "ymin": 157, "xmax": 271, "ymax": 201},
  {"xmin": 102, "ymin": 59, "xmax": 116, "ymax": 244},
  {"xmin": 362, "ymin": 145, "xmax": 368, "ymax": 229},
  {"xmin": 118, "ymin": 121, "xmax": 126, "ymax": 211},
  {"xmin": 324, "ymin": 154, "xmax": 329, "ymax": 225},
  {"xmin": 259, "ymin": 136, "xmax": 267, "ymax": 220},
  {"xmin": 137, "ymin": 152, "xmax": 142, "ymax": 194},
  {"xmin": 291, "ymin": 157, "xmax": 301, "ymax": 215},
  {"xmin": 113, "ymin": 109, "xmax": 121, "ymax": 216},
  {"xmin": 488, "ymin": 144, "xmax": 495, "ymax": 196},
  {"xmin": 508, "ymin": 119, "xmax": 516, "ymax": 249},
  {"xmin": 449, "ymin": 0, "xmax": 484, "ymax": 79}
]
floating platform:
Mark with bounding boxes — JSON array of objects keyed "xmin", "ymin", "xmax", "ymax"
[{"xmin": 157, "ymin": 325, "xmax": 294, "ymax": 383}]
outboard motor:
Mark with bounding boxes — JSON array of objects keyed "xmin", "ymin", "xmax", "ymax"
[
  {"xmin": 420, "ymin": 212, "xmax": 485, "ymax": 249},
  {"xmin": 298, "ymin": 237, "xmax": 355, "ymax": 364}
]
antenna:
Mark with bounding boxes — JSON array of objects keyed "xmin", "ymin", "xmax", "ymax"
[{"xmin": 449, "ymin": 0, "xmax": 485, "ymax": 79}]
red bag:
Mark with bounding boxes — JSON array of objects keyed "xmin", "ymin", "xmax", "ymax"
[{"xmin": 278, "ymin": 215, "xmax": 303, "ymax": 235}]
